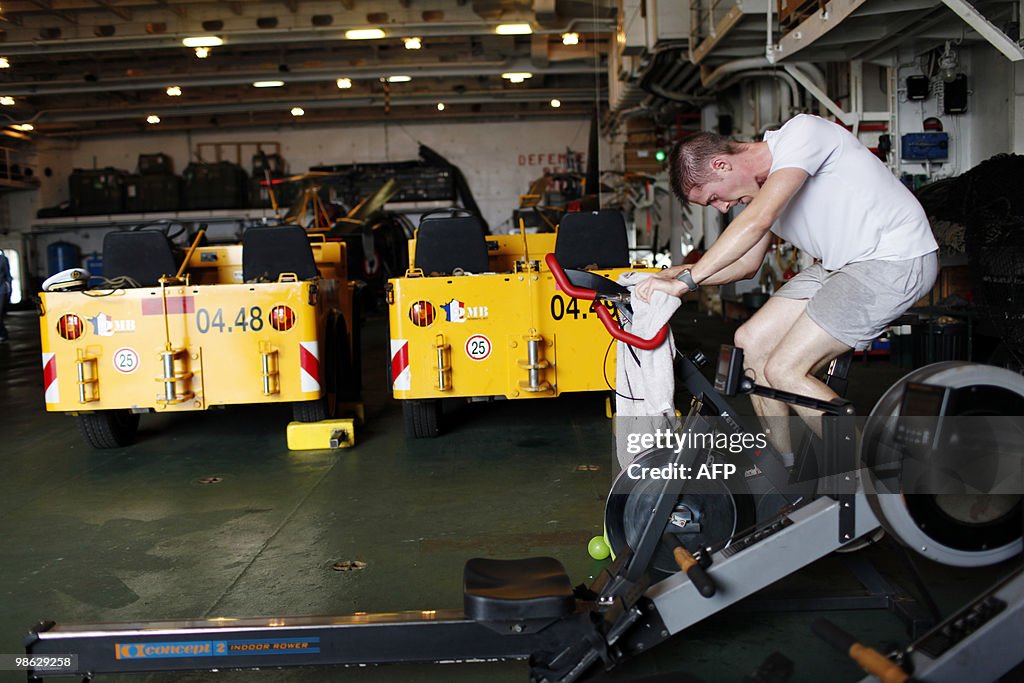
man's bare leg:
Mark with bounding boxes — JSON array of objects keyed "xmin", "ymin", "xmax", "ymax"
[
  {"xmin": 763, "ymin": 312, "xmax": 854, "ymax": 435},
  {"xmin": 734, "ymin": 297, "xmax": 810, "ymax": 457}
]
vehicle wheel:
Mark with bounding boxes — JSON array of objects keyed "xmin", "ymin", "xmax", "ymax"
[
  {"xmin": 403, "ymin": 400, "xmax": 440, "ymax": 438},
  {"xmin": 292, "ymin": 398, "xmax": 327, "ymax": 423},
  {"xmin": 77, "ymin": 411, "xmax": 140, "ymax": 449}
]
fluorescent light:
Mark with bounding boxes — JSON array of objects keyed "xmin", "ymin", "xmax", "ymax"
[
  {"xmin": 386, "ymin": 75, "xmax": 412, "ymax": 83},
  {"xmin": 0, "ymin": 96, "xmax": 15, "ymax": 106},
  {"xmin": 182, "ymin": 36, "xmax": 223, "ymax": 48},
  {"xmin": 550, "ymin": 99, "xmax": 561, "ymax": 108},
  {"xmin": 0, "ymin": 57, "xmax": 9, "ymax": 69},
  {"xmin": 146, "ymin": 114, "xmax": 160, "ymax": 124},
  {"xmin": 166, "ymin": 85, "xmax": 182, "ymax": 96},
  {"xmin": 404, "ymin": 37, "xmax": 422, "ymax": 50},
  {"xmin": 12, "ymin": 123, "xmax": 33, "ymax": 131},
  {"xmin": 561, "ymin": 32, "xmax": 579, "ymax": 46},
  {"xmin": 345, "ymin": 28, "xmax": 385, "ymax": 40},
  {"xmin": 291, "ymin": 107, "xmax": 305, "ymax": 116},
  {"xmin": 336, "ymin": 78, "xmax": 352, "ymax": 89},
  {"xmin": 496, "ymin": 23, "xmax": 532, "ymax": 35},
  {"xmin": 194, "ymin": 47, "xmax": 210, "ymax": 59},
  {"xmin": 437, "ymin": 102, "xmax": 445, "ymax": 111},
  {"xmin": 501, "ymin": 72, "xmax": 532, "ymax": 84},
  {"xmin": 252, "ymin": 80, "xmax": 285, "ymax": 88}
]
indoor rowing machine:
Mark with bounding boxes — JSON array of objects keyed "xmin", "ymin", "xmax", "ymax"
[{"xmin": 24, "ymin": 255, "xmax": 1024, "ymax": 683}]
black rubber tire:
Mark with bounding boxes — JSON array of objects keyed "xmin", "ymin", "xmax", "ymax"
[
  {"xmin": 292, "ymin": 398, "xmax": 327, "ymax": 423},
  {"xmin": 77, "ymin": 411, "xmax": 140, "ymax": 449},
  {"xmin": 403, "ymin": 399, "xmax": 440, "ymax": 438}
]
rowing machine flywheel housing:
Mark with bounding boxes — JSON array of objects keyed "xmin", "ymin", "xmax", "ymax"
[{"xmin": 862, "ymin": 362, "xmax": 1024, "ymax": 567}]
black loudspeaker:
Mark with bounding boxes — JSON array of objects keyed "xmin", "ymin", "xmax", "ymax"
[
  {"xmin": 906, "ymin": 75, "xmax": 929, "ymax": 100},
  {"xmin": 718, "ymin": 114, "xmax": 733, "ymax": 136},
  {"xmin": 944, "ymin": 74, "xmax": 968, "ymax": 114}
]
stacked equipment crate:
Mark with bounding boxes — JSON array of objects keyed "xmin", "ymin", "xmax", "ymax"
[
  {"xmin": 125, "ymin": 153, "xmax": 182, "ymax": 212},
  {"xmin": 183, "ymin": 161, "xmax": 249, "ymax": 210},
  {"xmin": 69, "ymin": 168, "xmax": 128, "ymax": 215}
]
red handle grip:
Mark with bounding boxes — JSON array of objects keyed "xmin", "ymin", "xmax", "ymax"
[
  {"xmin": 595, "ymin": 305, "xmax": 668, "ymax": 350},
  {"xmin": 545, "ymin": 253, "xmax": 669, "ymax": 351},
  {"xmin": 545, "ymin": 252, "xmax": 596, "ymax": 301}
]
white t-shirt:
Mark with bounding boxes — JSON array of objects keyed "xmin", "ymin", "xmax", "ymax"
[{"xmin": 763, "ymin": 114, "xmax": 937, "ymax": 270}]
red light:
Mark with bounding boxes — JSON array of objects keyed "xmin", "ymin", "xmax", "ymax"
[
  {"xmin": 409, "ymin": 300, "xmax": 435, "ymax": 327},
  {"xmin": 57, "ymin": 313, "xmax": 84, "ymax": 340},
  {"xmin": 269, "ymin": 305, "xmax": 296, "ymax": 331}
]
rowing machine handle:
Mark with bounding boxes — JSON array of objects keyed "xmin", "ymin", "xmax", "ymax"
[
  {"xmin": 545, "ymin": 253, "xmax": 669, "ymax": 351},
  {"xmin": 663, "ymin": 533, "xmax": 716, "ymax": 598},
  {"xmin": 812, "ymin": 619, "xmax": 914, "ymax": 683}
]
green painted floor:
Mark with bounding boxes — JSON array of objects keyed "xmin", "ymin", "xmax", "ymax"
[{"xmin": 0, "ymin": 306, "xmax": 1018, "ymax": 683}]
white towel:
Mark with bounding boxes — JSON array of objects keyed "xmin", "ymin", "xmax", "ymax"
[
  {"xmin": 613, "ymin": 272, "xmax": 681, "ymax": 469},
  {"xmin": 615, "ymin": 272, "xmax": 680, "ymax": 417}
]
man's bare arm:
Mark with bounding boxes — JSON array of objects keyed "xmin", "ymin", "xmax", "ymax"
[{"xmin": 690, "ymin": 167, "xmax": 808, "ymax": 285}]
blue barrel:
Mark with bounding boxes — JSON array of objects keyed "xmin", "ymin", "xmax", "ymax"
[{"xmin": 47, "ymin": 241, "xmax": 82, "ymax": 276}]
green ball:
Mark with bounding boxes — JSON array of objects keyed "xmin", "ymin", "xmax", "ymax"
[{"xmin": 588, "ymin": 535, "xmax": 610, "ymax": 560}]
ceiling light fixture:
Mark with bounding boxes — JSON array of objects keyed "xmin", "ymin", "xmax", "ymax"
[
  {"xmin": 336, "ymin": 77, "xmax": 352, "ymax": 89},
  {"xmin": 386, "ymin": 75, "xmax": 412, "ymax": 83},
  {"xmin": 550, "ymin": 99, "xmax": 561, "ymax": 108},
  {"xmin": 253, "ymin": 80, "xmax": 285, "ymax": 88},
  {"xmin": 166, "ymin": 85, "xmax": 182, "ymax": 96},
  {"xmin": 12, "ymin": 123, "xmax": 33, "ymax": 131},
  {"xmin": 291, "ymin": 107, "xmax": 305, "ymax": 116},
  {"xmin": 345, "ymin": 28, "xmax": 386, "ymax": 40},
  {"xmin": 561, "ymin": 32, "xmax": 579, "ymax": 46},
  {"xmin": 404, "ymin": 37, "xmax": 422, "ymax": 50},
  {"xmin": 182, "ymin": 35, "xmax": 223, "ymax": 48},
  {"xmin": 146, "ymin": 114, "xmax": 160, "ymax": 124},
  {"xmin": 496, "ymin": 23, "xmax": 532, "ymax": 35},
  {"xmin": 501, "ymin": 72, "xmax": 533, "ymax": 84},
  {"xmin": 194, "ymin": 46, "xmax": 210, "ymax": 58},
  {"xmin": 0, "ymin": 57, "xmax": 9, "ymax": 69},
  {"xmin": 0, "ymin": 96, "xmax": 15, "ymax": 106},
  {"xmin": 437, "ymin": 102, "xmax": 445, "ymax": 111}
]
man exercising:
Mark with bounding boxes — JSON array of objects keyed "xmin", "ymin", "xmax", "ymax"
[{"xmin": 635, "ymin": 114, "xmax": 938, "ymax": 465}]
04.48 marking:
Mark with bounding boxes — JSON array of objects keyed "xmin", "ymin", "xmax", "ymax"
[{"xmin": 195, "ymin": 306, "xmax": 264, "ymax": 334}]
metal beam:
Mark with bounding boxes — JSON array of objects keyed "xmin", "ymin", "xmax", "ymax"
[
  {"xmin": 940, "ymin": 0, "xmax": 1024, "ymax": 61},
  {"xmin": 92, "ymin": 0, "xmax": 130, "ymax": 21},
  {"xmin": 773, "ymin": 0, "xmax": 868, "ymax": 62},
  {"xmin": 153, "ymin": 0, "xmax": 185, "ymax": 18},
  {"xmin": 24, "ymin": 0, "xmax": 78, "ymax": 24}
]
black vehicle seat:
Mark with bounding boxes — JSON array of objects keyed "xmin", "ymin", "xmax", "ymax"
[
  {"xmin": 414, "ymin": 214, "xmax": 490, "ymax": 275},
  {"xmin": 554, "ymin": 209, "xmax": 630, "ymax": 269},
  {"xmin": 102, "ymin": 230, "xmax": 178, "ymax": 287},
  {"xmin": 463, "ymin": 557, "xmax": 575, "ymax": 623},
  {"xmin": 242, "ymin": 225, "xmax": 319, "ymax": 282}
]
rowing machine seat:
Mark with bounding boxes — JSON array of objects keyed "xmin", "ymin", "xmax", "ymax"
[{"xmin": 463, "ymin": 557, "xmax": 575, "ymax": 623}]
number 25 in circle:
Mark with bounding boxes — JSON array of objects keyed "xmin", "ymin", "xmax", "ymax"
[
  {"xmin": 113, "ymin": 347, "xmax": 140, "ymax": 374},
  {"xmin": 465, "ymin": 334, "xmax": 492, "ymax": 361}
]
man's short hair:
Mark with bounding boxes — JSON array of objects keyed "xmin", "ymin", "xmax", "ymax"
[{"xmin": 668, "ymin": 132, "xmax": 741, "ymax": 204}]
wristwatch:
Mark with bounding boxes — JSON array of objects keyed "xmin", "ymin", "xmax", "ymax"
[{"xmin": 675, "ymin": 269, "xmax": 699, "ymax": 291}]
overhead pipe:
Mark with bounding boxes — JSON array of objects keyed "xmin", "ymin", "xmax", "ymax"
[
  {"xmin": 30, "ymin": 88, "xmax": 602, "ymax": 124},
  {"xmin": 0, "ymin": 19, "xmax": 617, "ymax": 57},
  {"xmin": 1, "ymin": 59, "xmax": 603, "ymax": 97}
]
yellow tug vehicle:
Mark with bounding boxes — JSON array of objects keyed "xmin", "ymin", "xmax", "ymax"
[
  {"xmin": 387, "ymin": 208, "xmax": 656, "ymax": 437},
  {"xmin": 38, "ymin": 224, "xmax": 360, "ymax": 449}
]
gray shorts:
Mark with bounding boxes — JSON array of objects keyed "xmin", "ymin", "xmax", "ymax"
[{"xmin": 773, "ymin": 252, "xmax": 938, "ymax": 350}]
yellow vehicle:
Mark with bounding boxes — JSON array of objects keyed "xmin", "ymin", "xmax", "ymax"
[
  {"xmin": 387, "ymin": 209, "xmax": 655, "ymax": 437},
  {"xmin": 38, "ymin": 224, "xmax": 360, "ymax": 449}
]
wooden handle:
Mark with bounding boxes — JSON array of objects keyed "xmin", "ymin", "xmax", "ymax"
[{"xmin": 666, "ymin": 536, "xmax": 715, "ymax": 598}]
